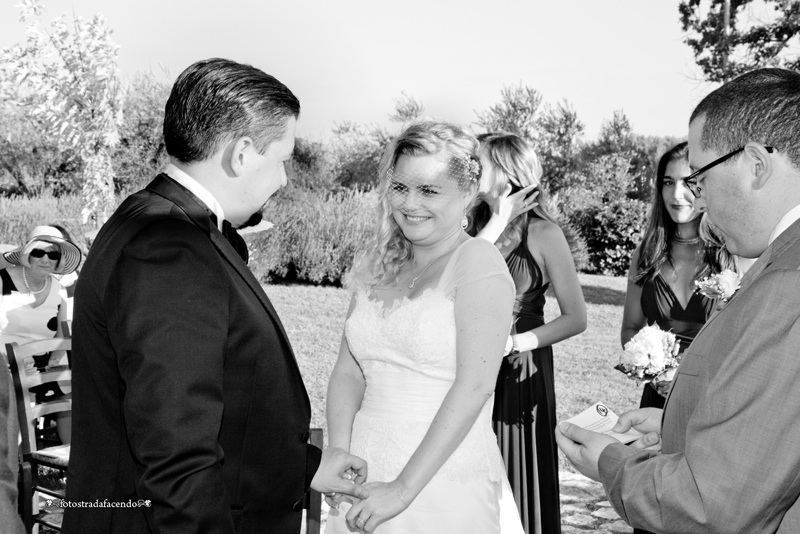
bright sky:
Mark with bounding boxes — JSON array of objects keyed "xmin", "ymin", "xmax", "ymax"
[{"xmin": 0, "ymin": 0, "xmax": 720, "ymax": 142}]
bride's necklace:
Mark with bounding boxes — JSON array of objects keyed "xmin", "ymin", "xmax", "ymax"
[
  {"xmin": 22, "ymin": 267, "xmax": 48, "ymax": 295},
  {"xmin": 408, "ymin": 244, "xmax": 460, "ymax": 289}
]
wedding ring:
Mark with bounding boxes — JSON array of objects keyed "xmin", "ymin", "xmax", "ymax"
[{"xmin": 356, "ymin": 517, "xmax": 366, "ymax": 526}]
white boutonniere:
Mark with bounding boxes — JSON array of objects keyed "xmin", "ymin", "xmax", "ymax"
[{"xmin": 694, "ymin": 269, "xmax": 741, "ymax": 302}]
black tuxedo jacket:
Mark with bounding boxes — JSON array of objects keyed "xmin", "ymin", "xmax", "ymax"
[{"xmin": 63, "ymin": 175, "xmax": 321, "ymax": 534}]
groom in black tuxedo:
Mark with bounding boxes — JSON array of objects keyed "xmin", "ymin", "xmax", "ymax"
[{"xmin": 63, "ymin": 58, "xmax": 367, "ymax": 534}]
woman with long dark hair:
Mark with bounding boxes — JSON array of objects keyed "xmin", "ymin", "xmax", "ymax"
[{"xmin": 621, "ymin": 141, "xmax": 737, "ymax": 411}]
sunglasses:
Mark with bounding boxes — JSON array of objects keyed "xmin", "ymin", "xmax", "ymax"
[
  {"xmin": 683, "ymin": 146, "xmax": 775, "ymax": 198},
  {"xmin": 30, "ymin": 248, "xmax": 62, "ymax": 261}
]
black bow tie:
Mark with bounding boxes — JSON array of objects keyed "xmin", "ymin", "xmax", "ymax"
[
  {"xmin": 168, "ymin": 179, "xmax": 250, "ymax": 264},
  {"xmin": 218, "ymin": 218, "xmax": 249, "ymax": 264}
]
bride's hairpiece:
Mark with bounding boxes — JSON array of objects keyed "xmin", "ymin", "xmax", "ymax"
[{"xmin": 465, "ymin": 155, "xmax": 481, "ymax": 182}]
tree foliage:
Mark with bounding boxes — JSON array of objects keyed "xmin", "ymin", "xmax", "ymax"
[
  {"xmin": 327, "ymin": 121, "xmax": 391, "ymax": 190},
  {"xmin": 389, "ymin": 91, "xmax": 424, "ymax": 123},
  {"xmin": 680, "ymin": 0, "xmax": 800, "ymax": 82},
  {"xmin": 113, "ymin": 72, "xmax": 170, "ymax": 193},
  {"xmin": 0, "ymin": 0, "xmax": 123, "ymax": 224},
  {"xmin": 579, "ymin": 110, "xmax": 671, "ymax": 200},
  {"xmin": 536, "ymin": 100, "xmax": 585, "ymax": 193},
  {"xmin": 475, "ymin": 84, "xmax": 542, "ymax": 142},
  {"xmin": 0, "ymin": 103, "xmax": 82, "ymax": 195}
]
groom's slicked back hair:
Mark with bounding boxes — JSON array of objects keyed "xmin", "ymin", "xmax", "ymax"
[
  {"xmin": 690, "ymin": 68, "xmax": 800, "ymax": 169},
  {"xmin": 164, "ymin": 58, "xmax": 300, "ymax": 163}
]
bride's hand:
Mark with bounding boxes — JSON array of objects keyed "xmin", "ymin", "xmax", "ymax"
[{"xmin": 345, "ymin": 480, "xmax": 410, "ymax": 532}]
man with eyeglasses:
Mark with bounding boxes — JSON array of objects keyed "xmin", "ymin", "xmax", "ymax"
[{"xmin": 558, "ymin": 67, "xmax": 800, "ymax": 533}]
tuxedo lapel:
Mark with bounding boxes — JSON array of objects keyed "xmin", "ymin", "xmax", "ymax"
[{"xmin": 146, "ymin": 175, "xmax": 297, "ymax": 355}]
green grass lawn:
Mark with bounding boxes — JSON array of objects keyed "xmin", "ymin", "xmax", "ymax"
[{"xmin": 265, "ymin": 272, "xmax": 642, "ymax": 473}]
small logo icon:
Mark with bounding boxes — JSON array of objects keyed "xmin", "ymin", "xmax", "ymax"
[
  {"xmin": 596, "ymin": 404, "xmax": 608, "ymax": 417},
  {"xmin": 45, "ymin": 499, "xmax": 54, "ymax": 507}
]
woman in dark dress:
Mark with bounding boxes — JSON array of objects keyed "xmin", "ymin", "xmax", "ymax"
[
  {"xmin": 621, "ymin": 142, "xmax": 738, "ymax": 534},
  {"xmin": 621, "ymin": 142, "xmax": 737, "ymax": 410},
  {"xmin": 471, "ymin": 133, "xmax": 587, "ymax": 534}
]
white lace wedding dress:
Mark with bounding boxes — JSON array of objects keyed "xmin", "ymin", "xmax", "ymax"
[{"xmin": 325, "ymin": 239, "xmax": 524, "ymax": 534}]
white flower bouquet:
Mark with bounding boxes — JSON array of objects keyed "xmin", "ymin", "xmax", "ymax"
[
  {"xmin": 694, "ymin": 269, "xmax": 741, "ymax": 301},
  {"xmin": 615, "ymin": 325, "xmax": 681, "ymax": 389}
]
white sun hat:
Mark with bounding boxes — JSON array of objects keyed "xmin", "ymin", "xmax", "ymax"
[{"xmin": 3, "ymin": 225, "xmax": 82, "ymax": 275}]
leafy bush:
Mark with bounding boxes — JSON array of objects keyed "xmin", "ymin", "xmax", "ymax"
[
  {"xmin": 572, "ymin": 199, "xmax": 648, "ymax": 276},
  {"xmin": 0, "ymin": 193, "xmax": 97, "ymax": 254},
  {"xmin": 112, "ymin": 72, "xmax": 171, "ymax": 195},
  {"xmin": 540, "ymin": 194, "xmax": 590, "ymax": 272},
  {"xmin": 0, "ymin": 189, "xmax": 377, "ymax": 286},
  {"xmin": 327, "ymin": 122, "xmax": 390, "ymax": 190},
  {"xmin": 0, "ymin": 106, "xmax": 84, "ymax": 197},
  {"xmin": 247, "ymin": 188, "xmax": 376, "ymax": 285},
  {"xmin": 287, "ymin": 137, "xmax": 337, "ymax": 191},
  {"xmin": 557, "ymin": 213, "xmax": 591, "ymax": 273},
  {"xmin": 559, "ymin": 154, "xmax": 648, "ymax": 275}
]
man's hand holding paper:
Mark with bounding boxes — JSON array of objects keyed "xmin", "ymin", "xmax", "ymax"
[{"xmin": 555, "ymin": 403, "xmax": 662, "ymax": 482}]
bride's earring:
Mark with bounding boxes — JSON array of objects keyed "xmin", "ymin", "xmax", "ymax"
[{"xmin": 461, "ymin": 209, "xmax": 468, "ymax": 230}]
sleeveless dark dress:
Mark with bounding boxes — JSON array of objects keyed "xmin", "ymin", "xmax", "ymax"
[
  {"xmin": 633, "ymin": 273, "xmax": 717, "ymax": 534},
  {"xmin": 492, "ymin": 223, "xmax": 560, "ymax": 534},
  {"xmin": 637, "ymin": 273, "xmax": 717, "ymax": 409}
]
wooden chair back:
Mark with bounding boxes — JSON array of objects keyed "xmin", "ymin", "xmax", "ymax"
[
  {"xmin": 6, "ymin": 338, "xmax": 71, "ymax": 457},
  {"xmin": 7, "ymin": 337, "xmax": 72, "ymax": 533}
]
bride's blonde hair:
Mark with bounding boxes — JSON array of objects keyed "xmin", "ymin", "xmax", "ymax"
[{"xmin": 346, "ymin": 120, "xmax": 480, "ymax": 291}]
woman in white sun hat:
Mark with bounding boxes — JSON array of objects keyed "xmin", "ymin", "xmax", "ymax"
[{"xmin": 1, "ymin": 225, "xmax": 82, "ymax": 445}]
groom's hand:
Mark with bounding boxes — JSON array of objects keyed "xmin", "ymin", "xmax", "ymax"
[
  {"xmin": 555, "ymin": 422, "xmax": 618, "ymax": 481},
  {"xmin": 613, "ymin": 408, "xmax": 663, "ymax": 451},
  {"xmin": 311, "ymin": 446, "xmax": 369, "ymax": 499}
]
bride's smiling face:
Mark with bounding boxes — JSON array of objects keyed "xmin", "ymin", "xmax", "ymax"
[{"xmin": 387, "ymin": 152, "xmax": 472, "ymax": 246}]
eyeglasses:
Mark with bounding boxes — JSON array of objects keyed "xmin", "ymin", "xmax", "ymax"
[
  {"xmin": 683, "ymin": 146, "xmax": 774, "ymax": 198},
  {"xmin": 30, "ymin": 249, "xmax": 62, "ymax": 261}
]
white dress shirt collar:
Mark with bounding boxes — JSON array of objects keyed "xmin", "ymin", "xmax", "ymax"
[
  {"xmin": 164, "ymin": 163, "xmax": 225, "ymax": 231},
  {"xmin": 768, "ymin": 203, "xmax": 800, "ymax": 245}
]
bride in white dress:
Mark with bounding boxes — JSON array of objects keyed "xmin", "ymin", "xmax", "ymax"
[{"xmin": 325, "ymin": 120, "xmax": 525, "ymax": 533}]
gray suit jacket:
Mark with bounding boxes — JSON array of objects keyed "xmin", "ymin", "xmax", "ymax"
[{"xmin": 599, "ymin": 218, "xmax": 800, "ymax": 533}]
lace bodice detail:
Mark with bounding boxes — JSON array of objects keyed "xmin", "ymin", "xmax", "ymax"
[
  {"xmin": 347, "ymin": 289, "xmax": 457, "ymax": 381},
  {"xmin": 344, "ymin": 238, "xmax": 512, "ymax": 484}
]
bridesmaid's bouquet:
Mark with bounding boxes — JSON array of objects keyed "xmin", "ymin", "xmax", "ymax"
[
  {"xmin": 614, "ymin": 325, "xmax": 681, "ymax": 388},
  {"xmin": 694, "ymin": 269, "xmax": 741, "ymax": 301}
]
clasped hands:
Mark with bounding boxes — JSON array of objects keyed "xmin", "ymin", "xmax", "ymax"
[
  {"xmin": 311, "ymin": 447, "xmax": 410, "ymax": 532},
  {"xmin": 329, "ymin": 479, "xmax": 410, "ymax": 533},
  {"xmin": 555, "ymin": 407, "xmax": 663, "ymax": 481}
]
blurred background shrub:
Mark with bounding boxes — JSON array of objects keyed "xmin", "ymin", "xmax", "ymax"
[{"xmin": 247, "ymin": 188, "xmax": 376, "ymax": 285}]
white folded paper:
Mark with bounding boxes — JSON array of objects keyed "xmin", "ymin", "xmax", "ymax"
[{"xmin": 562, "ymin": 402, "xmax": 644, "ymax": 445}]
